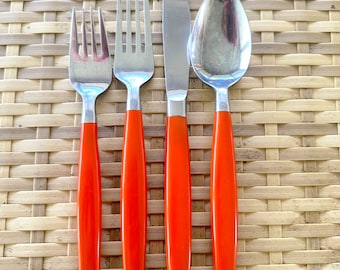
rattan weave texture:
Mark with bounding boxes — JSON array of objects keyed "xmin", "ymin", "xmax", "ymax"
[{"xmin": 1, "ymin": 0, "xmax": 340, "ymax": 269}]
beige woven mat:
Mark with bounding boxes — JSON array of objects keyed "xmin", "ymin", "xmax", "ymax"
[{"xmin": 1, "ymin": 0, "xmax": 340, "ymax": 269}]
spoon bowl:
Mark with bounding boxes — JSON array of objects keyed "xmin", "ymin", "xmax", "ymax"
[
  {"xmin": 190, "ymin": 0, "xmax": 251, "ymax": 109},
  {"xmin": 189, "ymin": 0, "xmax": 251, "ymax": 268}
]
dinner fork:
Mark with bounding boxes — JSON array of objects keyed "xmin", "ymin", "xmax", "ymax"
[
  {"xmin": 113, "ymin": 0, "xmax": 154, "ymax": 268},
  {"xmin": 69, "ymin": 8, "xmax": 112, "ymax": 270}
]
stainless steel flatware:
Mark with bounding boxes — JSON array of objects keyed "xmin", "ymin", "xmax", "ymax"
[
  {"xmin": 162, "ymin": 0, "xmax": 192, "ymax": 268},
  {"xmin": 113, "ymin": 0, "xmax": 154, "ymax": 268},
  {"xmin": 69, "ymin": 8, "xmax": 112, "ymax": 270},
  {"xmin": 189, "ymin": 0, "xmax": 251, "ymax": 268}
]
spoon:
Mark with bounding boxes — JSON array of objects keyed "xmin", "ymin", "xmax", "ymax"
[{"xmin": 189, "ymin": 0, "xmax": 251, "ymax": 268}]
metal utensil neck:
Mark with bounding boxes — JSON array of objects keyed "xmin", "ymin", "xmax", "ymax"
[{"xmin": 215, "ymin": 87, "xmax": 230, "ymax": 112}]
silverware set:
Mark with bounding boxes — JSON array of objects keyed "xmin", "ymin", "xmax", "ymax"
[{"xmin": 69, "ymin": 0, "xmax": 251, "ymax": 269}]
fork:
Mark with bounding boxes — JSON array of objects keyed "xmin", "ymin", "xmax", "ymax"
[
  {"xmin": 69, "ymin": 8, "xmax": 112, "ymax": 270},
  {"xmin": 113, "ymin": 0, "xmax": 154, "ymax": 268}
]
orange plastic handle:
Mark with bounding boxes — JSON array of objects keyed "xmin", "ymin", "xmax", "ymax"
[
  {"xmin": 77, "ymin": 122, "xmax": 102, "ymax": 270},
  {"xmin": 121, "ymin": 110, "xmax": 147, "ymax": 269},
  {"xmin": 211, "ymin": 111, "xmax": 238, "ymax": 269},
  {"xmin": 164, "ymin": 116, "xmax": 192, "ymax": 270}
]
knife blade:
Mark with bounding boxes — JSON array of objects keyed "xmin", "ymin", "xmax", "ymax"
[{"xmin": 162, "ymin": 0, "xmax": 192, "ymax": 269}]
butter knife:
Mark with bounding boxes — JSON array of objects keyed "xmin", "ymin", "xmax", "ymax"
[{"xmin": 162, "ymin": 0, "xmax": 192, "ymax": 268}]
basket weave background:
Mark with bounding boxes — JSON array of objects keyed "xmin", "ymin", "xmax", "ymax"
[{"xmin": 1, "ymin": 0, "xmax": 340, "ymax": 269}]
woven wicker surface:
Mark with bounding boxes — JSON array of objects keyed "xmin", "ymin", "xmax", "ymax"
[{"xmin": 1, "ymin": 0, "xmax": 340, "ymax": 269}]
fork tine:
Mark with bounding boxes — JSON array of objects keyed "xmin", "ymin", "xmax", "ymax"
[
  {"xmin": 90, "ymin": 8, "xmax": 97, "ymax": 58},
  {"xmin": 135, "ymin": 0, "xmax": 141, "ymax": 52},
  {"xmin": 143, "ymin": 0, "xmax": 152, "ymax": 51},
  {"xmin": 116, "ymin": 0, "xmax": 123, "ymax": 53},
  {"xmin": 70, "ymin": 8, "xmax": 79, "ymax": 58},
  {"xmin": 126, "ymin": 0, "xmax": 132, "ymax": 53},
  {"xmin": 81, "ymin": 10, "xmax": 88, "ymax": 58},
  {"xmin": 98, "ymin": 8, "xmax": 109, "ymax": 58}
]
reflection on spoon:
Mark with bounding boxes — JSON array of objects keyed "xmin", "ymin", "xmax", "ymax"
[{"xmin": 222, "ymin": 0, "xmax": 238, "ymax": 45}]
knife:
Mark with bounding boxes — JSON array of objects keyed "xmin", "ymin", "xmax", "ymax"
[{"xmin": 162, "ymin": 0, "xmax": 192, "ymax": 269}]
